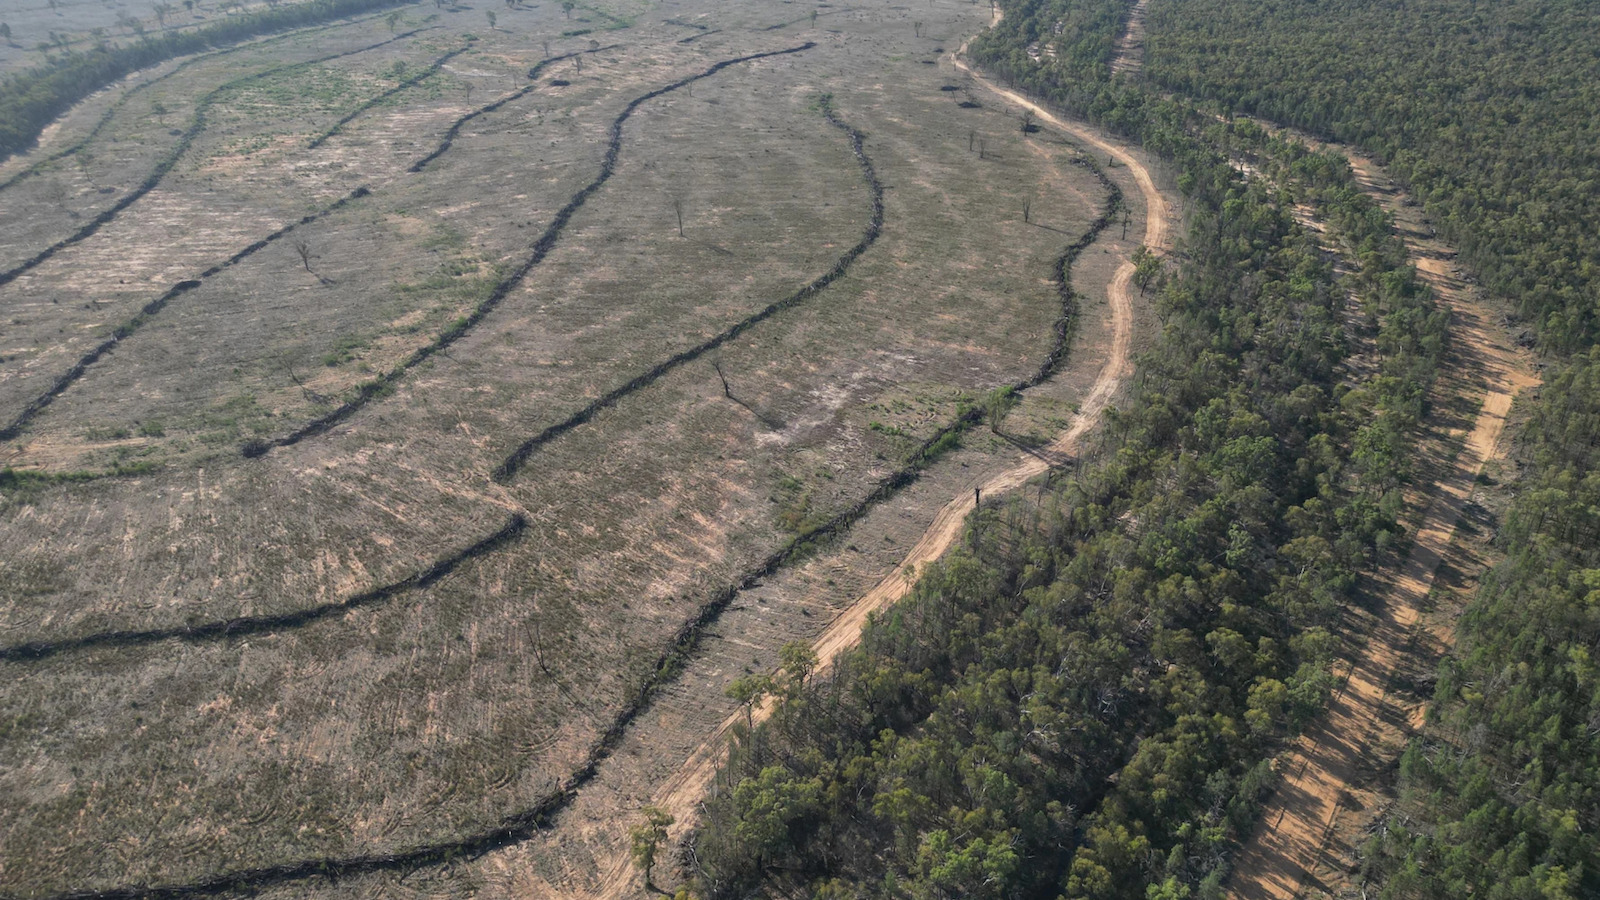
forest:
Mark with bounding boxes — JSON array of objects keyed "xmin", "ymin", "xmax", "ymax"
[
  {"xmin": 1143, "ymin": 1, "xmax": 1600, "ymax": 897},
  {"xmin": 692, "ymin": 0, "xmax": 1599, "ymax": 897}
]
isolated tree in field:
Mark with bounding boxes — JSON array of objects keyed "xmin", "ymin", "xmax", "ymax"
[
  {"xmin": 561, "ymin": 0, "xmax": 574, "ymax": 17},
  {"xmin": 913, "ymin": 21, "xmax": 921, "ymax": 37},
  {"xmin": 183, "ymin": 0, "xmax": 193, "ymax": 13},
  {"xmin": 1, "ymin": 24, "xmax": 13, "ymax": 46},
  {"xmin": 810, "ymin": 10, "xmax": 817, "ymax": 27},
  {"xmin": 1023, "ymin": 199, "xmax": 1030, "ymax": 223},
  {"xmin": 629, "ymin": 806, "xmax": 675, "ymax": 889},
  {"xmin": 671, "ymin": 197, "xmax": 684, "ymax": 236},
  {"xmin": 985, "ymin": 385, "xmax": 1017, "ymax": 434},
  {"xmin": 151, "ymin": 100, "xmax": 167, "ymax": 124},
  {"xmin": 386, "ymin": 10, "xmax": 400, "ymax": 32},
  {"xmin": 1020, "ymin": 109, "xmax": 1034, "ymax": 132},
  {"xmin": 485, "ymin": 10, "xmax": 495, "ymax": 29},
  {"xmin": 292, "ymin": 238, "xmax": 318, "ymax": 273}
]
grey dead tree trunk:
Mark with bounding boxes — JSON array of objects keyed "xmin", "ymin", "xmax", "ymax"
[
  {"xmin": 712, "ymin": 360, "xmax": 783, "ymax": 430},
  {"xmin": 292, "ymin": 238, "xmax": 316, "ymax": 273}
]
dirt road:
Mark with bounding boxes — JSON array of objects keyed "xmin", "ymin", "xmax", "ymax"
[{"xmin": 581, "ymin": 34, "xmax": 1171, "ymax": 900}]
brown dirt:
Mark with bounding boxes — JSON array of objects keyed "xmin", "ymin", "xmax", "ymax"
[
  {"xmin": 1225, "ymin": 148, "xmax": 1540, "ymax": 900},
  {"xmin": 1110, "ymin": 0, "xmax": 1147, "ymax": 77},
  {"xmin": 0, "ymin": 1, "xmax": 1144, "ymax": 895},
  {"xmin": 561, "ymin": 30, "xmax": 1171, "ymax": 900}
]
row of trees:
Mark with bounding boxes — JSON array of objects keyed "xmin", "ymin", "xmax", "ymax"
[
  {"xmin": 0, "ymin": 0, "xmax": 417, "ymax": 160},
  {"xmin": 1131, "ymin": 1, "xmax": 1600, "ymax": 897},
  {"xmin": 685, "ymin": 7, "xmax": 1452, "ymax": 890}
]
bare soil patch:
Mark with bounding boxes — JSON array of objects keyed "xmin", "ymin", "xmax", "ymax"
[{"xmin": 0, "ymin": 0, "xmax": 1127, "ymax": 896}]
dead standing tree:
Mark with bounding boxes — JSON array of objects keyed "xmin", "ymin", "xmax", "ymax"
[
  {"xmin": 712, "ymin": 360, "xmax": 783, "ymax": 430},
  {"xmin": 292, "ymin": 238, "xmax": 317, "ymax": 273}
]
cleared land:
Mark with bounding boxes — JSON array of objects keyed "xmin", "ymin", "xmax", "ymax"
[{"xmin": 0, "ymin": 0, "xmax": 1132, "ymax": 897}]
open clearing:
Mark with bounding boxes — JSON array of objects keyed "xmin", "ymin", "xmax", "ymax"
[{"xmin": 0, "ymin": 0, "xmax": 1141, "ymax": 896}]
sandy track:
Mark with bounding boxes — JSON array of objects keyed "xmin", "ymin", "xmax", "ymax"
[
  {"xmin": 1225, "ymin": 150, "xmax": 1540, "ymax": 900},
  {"xmin": 578, "ymin": 33, "xmax": 1169, "ymax": 900},
  {"xmin": 1111, "ymin": 0, "xmax": 1148, "ymax": 77},
  {"xmin": 1102, "ymin": 10, "xmax": 1540, "ymax": 893}
]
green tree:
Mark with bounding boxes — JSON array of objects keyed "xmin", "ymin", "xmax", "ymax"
[
  {"xmin": 984, "ymin": 385, "xmax": 1016, "ymax": 434},
  {"xmin": 629, "ymin": 805, "xmax": 675, "ymax": 890},
  {"xmin": 725, "ymin": 674, "xmax": 772, "ymax": 731}
]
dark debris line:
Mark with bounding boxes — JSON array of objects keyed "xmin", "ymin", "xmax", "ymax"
[
  {"xmin": 2, "ymin": 75, "xmax": 1134, "ymax": 900},
  {"xmin": 247, "ymin": 42, "xmax": 816, "ymax": 458},
  {"xmin": 0, "ymin": 43, "xmax": 600, "ymax": 447},
  {"xmin": 0, "ymin": 515, "xmax": 525, "ymax": 663}
]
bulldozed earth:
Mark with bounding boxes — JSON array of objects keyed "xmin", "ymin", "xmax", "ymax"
[{"xmin": 0, "ymin": 0, "xmax": 1149, "ymax": 896}]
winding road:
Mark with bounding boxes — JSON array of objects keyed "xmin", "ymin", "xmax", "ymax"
[{"xmin": 580, "ymin": 24, "xmax": 1172, "ymax": 900}]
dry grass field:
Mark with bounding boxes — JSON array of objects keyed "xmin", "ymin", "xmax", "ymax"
[{"xmin": 0, "ymin": 0, "xmax": 1143, "ymax": 895}]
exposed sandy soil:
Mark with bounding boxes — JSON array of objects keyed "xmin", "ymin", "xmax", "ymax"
[
  {"xmin": 1223, "ymin": 130, "xmax": 1542, "ymax": 900},
  {"xmin": 1110, "ymin": 0, "xmax": 1147, "ymax": 77}
]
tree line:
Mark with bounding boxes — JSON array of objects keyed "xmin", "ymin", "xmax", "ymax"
[{"xmin": 1126, "ymin": 0, "xmax": 1600, "ymax": 896}]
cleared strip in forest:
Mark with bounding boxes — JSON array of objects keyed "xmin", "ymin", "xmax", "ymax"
[
  {"xmin": 2, "ymin": 101, "xmax": 884, "ymax": 900},
  {"xmin": 0, "ymin": 515, "xmax": 524, "ymax": 663},
  {"xmin": 1226, "ymin": 147, "xmax": 1541, "ymax": 900},
  {"xmin": 0, "ymin": 28, "xmax": 431, "ymax": 290},
  {"xmin": 0, "ymin": 12, "xmax": 434, "ymax": 195},
  {"xmin": 0, "ymin": 45, "xmax": 602, "ymax": 447},
  {"xmin": 245, "ymin": 42, "xmax": 819, "ymax": 458}
]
